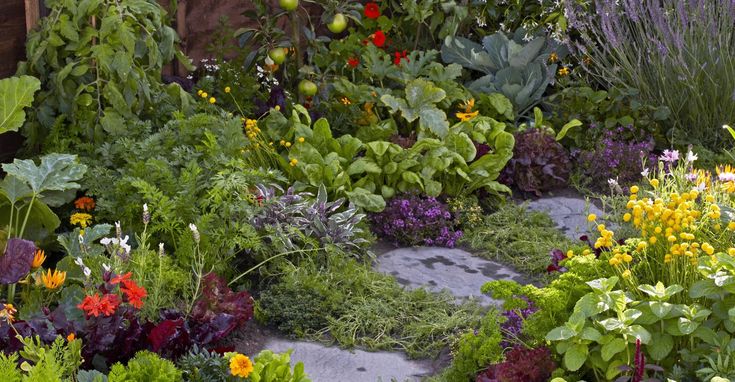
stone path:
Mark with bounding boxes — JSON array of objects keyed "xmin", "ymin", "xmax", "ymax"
[
  {"xmin": 375, "ymin": 247, "xmax": 526, "ymax": 306},
  {"xmin": 262, "ymin": 338, "xmax": 433, "ymax": 382},
  {"xmin": 525, "ymin": 195, "xmax": 604, "ymax": 240},
  {"xmin": 250, "ymin": 193, "xmax": 597, "ymax": 381}
]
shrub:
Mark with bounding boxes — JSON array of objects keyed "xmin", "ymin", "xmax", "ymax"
[
  {"xmin": 108, "ymin": 351, "xmax": 181, "ymax": 382},
  {"xmin": 369, "ymin": 193, "xmax": 463, "ymax": 248},
  {"xmin": 500, "ymin": 130, "xmax": 571, "ymax": 195},
  {"xmin": 568, "ymin": 0, "xmax": 735, "ymax": 148}
]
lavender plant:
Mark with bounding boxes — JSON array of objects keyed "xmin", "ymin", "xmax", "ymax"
[
  {"xmin": 567, "ymin": 0, "xmax": 735, "ymax": 148},
  {"xmin": 369, "ymin": 193, "xmax": 463, "ymax": 248}
]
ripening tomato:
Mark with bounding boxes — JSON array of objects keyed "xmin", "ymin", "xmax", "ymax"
[{"xmin": 327, "ymin": 13, "xmax": 348, "ymax": 33}]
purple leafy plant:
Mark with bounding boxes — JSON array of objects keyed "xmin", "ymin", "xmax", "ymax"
[
  {"xmin": 500, "ymin": 130, "xmax": 571, "ymax": 196},
  {"xmin": 0, "ymin": 238, "xmax": 36, "ymax": 284}
]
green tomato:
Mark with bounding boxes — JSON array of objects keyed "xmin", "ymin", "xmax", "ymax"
[
  {"xmin": 298, "ymin": 80, "xmax": 318, "ymax": 96},
  {"xmin": 279, "ymin": 0, "xmax": 298, "ymax": 11},
  {"xmin": 327, "ymin": 13, "xmax": 348, "ymax": 33},
  {"xmin": 268, "ymin": 48, "xmax": 287, "ymax": 65}
]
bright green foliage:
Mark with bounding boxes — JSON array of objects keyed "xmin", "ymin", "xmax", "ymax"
[
  {"xmin": 442, "ymin": 28, "xmax": 567, "ymax": 116},
  {"xmin": 83, "ymin": 113, "xmax": 278, "ymax": 272},
  {"xmin": 0, "ymin": 154, "xmax": 86, "ymax": 244},
  {"xmin": 249, "ymin": 350, "xmax": 311, "ymax": 382},
  {"xmin": 0, "ymin": 75, "xmax": 41, "ymax": 134},
  {"xmin": 257, "ymin": 251, "xmax": 482, "ymax": 359},
  {"xmin": 436, "ymin": 309, "xmax": 505, "ymax": 382},
  {"xmin": 108, "ymin": 351, "xmax": 181, "ymax": 382},
  {"xmin": 463, "ymin": 203, "xmax": 580, "ymax": 278},
  {"xmin": 381, "ymin": 79, "xmax": 449, "ymax": 138},
  {"xmin": 177, "ymin": 346, "xmax": 239, "ymax": 382},
  {"xmin": 18, "ymin": 0, "xmax": 193, "ymax": 151},
  {"xmin": 0, "ymin": 335, "xmax": 84, "ymax": 382}
]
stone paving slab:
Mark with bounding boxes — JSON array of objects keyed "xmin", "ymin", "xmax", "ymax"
[
  {"xmin": 263, "ymin": 338, "xmax": 433, "ymax": 382},
  {"xmin": 375, "ymin": 247, "xmax": 527, "ymax": 306},
  {"xmin": 525, "ymin": 196, "xmax": 604, "ymax": 240}
]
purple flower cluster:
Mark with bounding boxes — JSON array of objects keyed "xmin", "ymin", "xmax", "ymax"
[
  {"xmin": 500, "ymin": 297, "xmax": 538, "ymax": 349},
  {"xmin": 574, "ymin": 125, "xmax": 655, "ymax": 190},
  {"xmin": 370, "ymin": 193, "xmax": 463, "ymax": 248}
]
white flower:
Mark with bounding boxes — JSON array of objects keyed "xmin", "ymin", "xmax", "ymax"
[
  {"xmin": 103, "ymin": 263, "xmax": 111, "ymax": 272},
  {"xmin": 100, "ymin": 235, "xmax": 131, "ymax": 256},
  {"xmin": 75, "ymin": 257, "xmax": 85, "ymax": 267},
  {"xmin": 685, "ymin": 150, "xmax": 698, "ymax": 163},
  {"xmin": 83, "ymin": 267, "xmax": 91, "ymax": 278},
  {"xmin": 189, "ymin": 223, "xmax": 200, "ymax": 243},
  {"xmin": 607, "ymin": 178, "xmax": 619, "ymax": 187},
  {"xmin": 641, "ymin": 168, "xmax": 650, "ymax": 177},
  {"xmin": 719, "ymin": 172, "xmax": 735, "ymax": 182},
  {"xmin": 695, "ymin": 182, "xmax": 707, "ymax": 192},
  {"xmin": 143, "ymin": 203, "xmax": 148, "ymax": 213}
]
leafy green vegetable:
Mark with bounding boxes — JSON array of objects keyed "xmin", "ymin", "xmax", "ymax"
[{"xmin": 0, "ymin": 75, "xmax": 41, "ymax": 134}]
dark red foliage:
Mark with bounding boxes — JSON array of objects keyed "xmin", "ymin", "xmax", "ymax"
[
  {"xmin": 476, "ymin": 346, "xmax": 556, "ymax": 382},
  {"xmin": 500, "ymin": 130, "xmax": 571, "ymax": 196},
  {"xmin": 191, "ymin": 273, "xmax": 254, "ymax": 325},
  {"xmin": 0, "ymin": 238, "xmax": 36, "ymax": 284}
]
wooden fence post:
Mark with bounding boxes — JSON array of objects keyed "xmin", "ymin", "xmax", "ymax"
[
  {"xmin": 24, "ymin": 0, "xmax": 40, "ymax": 32},
  {"xmin": 176, "ymin": 0, "xmax": 188, "ymax": 76}
]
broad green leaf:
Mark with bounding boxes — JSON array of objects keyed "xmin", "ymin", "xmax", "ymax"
[
  {"xmin": 2, "ymin": 154, "xmax": 87, "ymax": 194},
  {"xmin": 546, "ymin": 326, "xmax": 576, "ymax": 341},
  {"xmin": 555, "ymin": 119, "xmax": 582, "ymax": 141},
  {"xmin": 650, "ymin": 301, "xmax": 673, "ymax": 319},
  {"xmin": 601, "ymin": 338, "xmax": 626, "ymax": 361},
  {"xmin": 0, "ymin": 176, "xmax": 32, "ymax": 204},
  {"xmin": 648, "ymin": 332, "xmax": 673, "ymax": 360},
  {"xmin": 380, "ymin": 79, "xmax": 449, "ymax": 138},
  {"xmin": 345, "ymin": 188, "xmax": 385, "ymax": 212},
  {"xmin": 564, "ymin": 344, "xmax": 588, "ymax": 371},
  {"xmin": 0, "ymin": 75, "xmax": 41, "ymax": 134},
  {"xmin": 445, "ymin": 132, "xmax": 476, "ymax": 161}
]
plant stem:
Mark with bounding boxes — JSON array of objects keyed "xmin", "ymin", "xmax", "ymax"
[{"xmin": 18, "ymin": 194, "xmax": 37, "ymax": 240}]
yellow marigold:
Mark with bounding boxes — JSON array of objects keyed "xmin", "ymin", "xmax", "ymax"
[
  {"xmin": 32, "ymin": 250, "xmax": 46, "ymax": 269},
  {"xmin": 41, "ymin": 269, "xmax": 66, "ymax": 290},
  {"xmin": 229, "ymin": 354, "xmax": 254, "ymax": 378},
  {"xmin": 70, "ymin": 213, "xmax": 93, "ymax": 228}
]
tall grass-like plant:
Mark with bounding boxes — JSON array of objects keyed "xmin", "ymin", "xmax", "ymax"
[{"xmin": 568, "ymin": 0, "xmax": 735, "ymax": 148}]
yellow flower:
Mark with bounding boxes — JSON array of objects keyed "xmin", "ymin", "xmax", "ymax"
[
  {"xmin": 340, "ymin": 97, "xmax": 352, "ymax": 105},
  {"xmin": 650, "ymin": 179, "xmax": 659, "ymax": 188},
  {"xmin": 209, "ymin": 97, "xmax": 216, "ymax": 104},
  {"xmin": 456, "ymin": 99, "xmax": 479, "ymax": 122},
  {"xmin": 197, "ymin": 90, "xmax": 203, "ymax": 96},
  {"xmin": 275, "ymin": 105, "xmax": 281, "ymax": 111},
  {"xmin": 566, "ymin": 250, "xmax": 574, "ymax": 258},
  {"xmin": 289, "ymin": 158, "xmax": 298, "ymax": 167},
  {"xmin": 623, "ymin": 213, "xmax": 632, "ymax": 222},
  {"xmin": 201, "ymin": 92, "xmax": 208, "ymax": 98},
  {"xmin": 225, "ymin": 86, "xmax": 231, "ymax": 93},
  {"xmin": 0, "ymin": 303, "xmax": 16, "ymax": 323},
  {"xmin": 558, "ymin": 66, "xmax": 570, "ymax": 76},
  {"xmin": 298, "ymin": 137, "xmax": 305, "ymax": 143},
  {"xmin": 229, "ymin": 354, "xmax": 254, "ymax": 378},
  {"xmin": 456, "ymin": 110, "xmax": 479, "ymax": 122},
  {"xmin": 32, "ymin": 250, "xmax": 46, "ymax": 269},
  {"xmin": 630, "ymin": 185, "xmax": 639, "ymax": 194},
  {"xmin": 549, "ymin": 52, "xmax": 558, "ymax": 63},
  {"xmin": 622, "ymin": 269, "xmax": 631, "ymax": 278},
  {"xmin": 41, "ymin": 269, "xmax": 66, "ymax": 290},
  {"xmin": 70, "ymin": 213, "xmax": 93, "ymax": 228},
  {"xmin": 285, "ymin": 142, "xmax": 292, "ymax": 148},
  {"xmin": 587, "ymin": 213, "xmax": 597, "ymax": 222}
]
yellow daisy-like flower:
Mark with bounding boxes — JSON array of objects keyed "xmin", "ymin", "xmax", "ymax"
[
  {"xmin": 70, "ymin": 213, "xmax": 93, "ymax": 228},
  {"xmin": 558, "ymin": 66, "xmax": 570, "ymax": 76},
  {"xmin": 41, "ymin": 269, "xmax": 66, "ymax": 290},
  {"xmin": 548, "ymin": 52, "xmax": 558, "ymax": 63},
  {"xmin": 225, "ymin": 86, "xmax": 231, "ymax": 93},
  {"xmin": 32, "ymin": 250, "xmax": 46, "ymax": 269},
  {"xmin": 209, "ymin": 97, "xmax": 216, "ymax": 104},
  {"xmin": 0, "ymin": 303, "xmax": 16, "ymax": 323},
  {"xmin": 456, "ymin": 98, "xmax": 479, "ymax": 122},
  {"xmin": 229, "ymin": 354, "xmax": 254, "ymax": 378}
]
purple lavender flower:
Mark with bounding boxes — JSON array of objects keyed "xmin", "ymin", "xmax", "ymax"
[
  {"xmin": 369, "ymin": 193, "xmax": 463, "ymax": 248},
  {"xmin": 500, "ymin": 297, "xmax": 538, "ymax": 349},
  {"xmin": 661, "ymin": 149, "xmax": 680, "ymax": 163}
]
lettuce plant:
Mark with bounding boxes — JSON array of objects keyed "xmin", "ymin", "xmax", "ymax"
[{"xmin": 500, "ymin": 129, "xmax": 571, "ymax": 195}]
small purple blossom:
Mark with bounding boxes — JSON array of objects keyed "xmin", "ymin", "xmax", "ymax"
[
  {"xmin": 370, "ymin": 193, "xmax": 463, "ymax": 248},
  {"xmin": 661, "ymin": 149, "xmax": 680, "ymax": 163}
]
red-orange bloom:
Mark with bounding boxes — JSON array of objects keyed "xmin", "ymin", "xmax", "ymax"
[
  {"xmin": 348, "ymin": 57, "xmax": 360, "ymax": 68},
  {"xmin": 371, "ymin": 30, "xmax": 386, "ymax": 47},
  {"xmin": 121, "ymin": 279, "xmax": 147, "ymax": 309},
  {"xmin": 110, "ymin": 272, "xmax": 132, "ymax": 285},
  {"xmin": 78, "ymin": 293, "xmax": 120, "ymax": 318},
  {"xmin": 364, "ymin": 2, "xmax": 380, "ymax": 19},
  {"xmin": 393, "ymin": 50, "xmax": 409, "ymax": 65},
  {"xmin": 74, "ymin": 196, "xmax": 95, "ymax": 211}
]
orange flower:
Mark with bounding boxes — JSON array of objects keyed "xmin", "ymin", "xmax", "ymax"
[
  {"xmin": 32, "ymin": 249, "xmax": 46, "ymax": 269},
  {"xmin": 110, "ymin": 272, "xmax": 132, "ymax": 285},
  {"xmin": 121, "ymin": 279, "xmax": 147, "ymax": 309},
  {"xmin": 0, "ymin": 303, "xmax": 17, "ymax": 323},
  {"xmin": 78, "ymin": 293, "xmax": 120, "ymax": 318},
  {"xmin": 41, "ymin": 269, "xmax": 66, "ymax": 289},
  {"xmin": 230, "ymin": 354, "xmax": 254, "ymax": 378},
  {"xmin": 74, "ymin": 196, "xmax": 95, "ymax": 211},
  {"xmin": 67, "ymin": 333, "xmax": 76, "ymax": 341}
]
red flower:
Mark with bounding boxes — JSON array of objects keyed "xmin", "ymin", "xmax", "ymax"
[
  {"xmin": 121, "ymin": 279, "xmax": 148, "ymax": 309},
  {"xmin": 110, "ymin": 272, "xmax": 132, "ymax": 285},
  {"xmin": 371, "ymin": 30, "xmax": 386, "ymax": 47},
  {"xmin": 364, "ymin": 2, "xmax": 380, "ymax": 19},
  {"xmin": 393, "ymin": 50, "xmax": 409, "ymax": 65},
  {"xmin": 78, "ymin": 293, "xmax": 120, "ymax": 317},
  {"xmin": 348, "ymin": 57, "xmax": 360, "ymax": 68}
]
